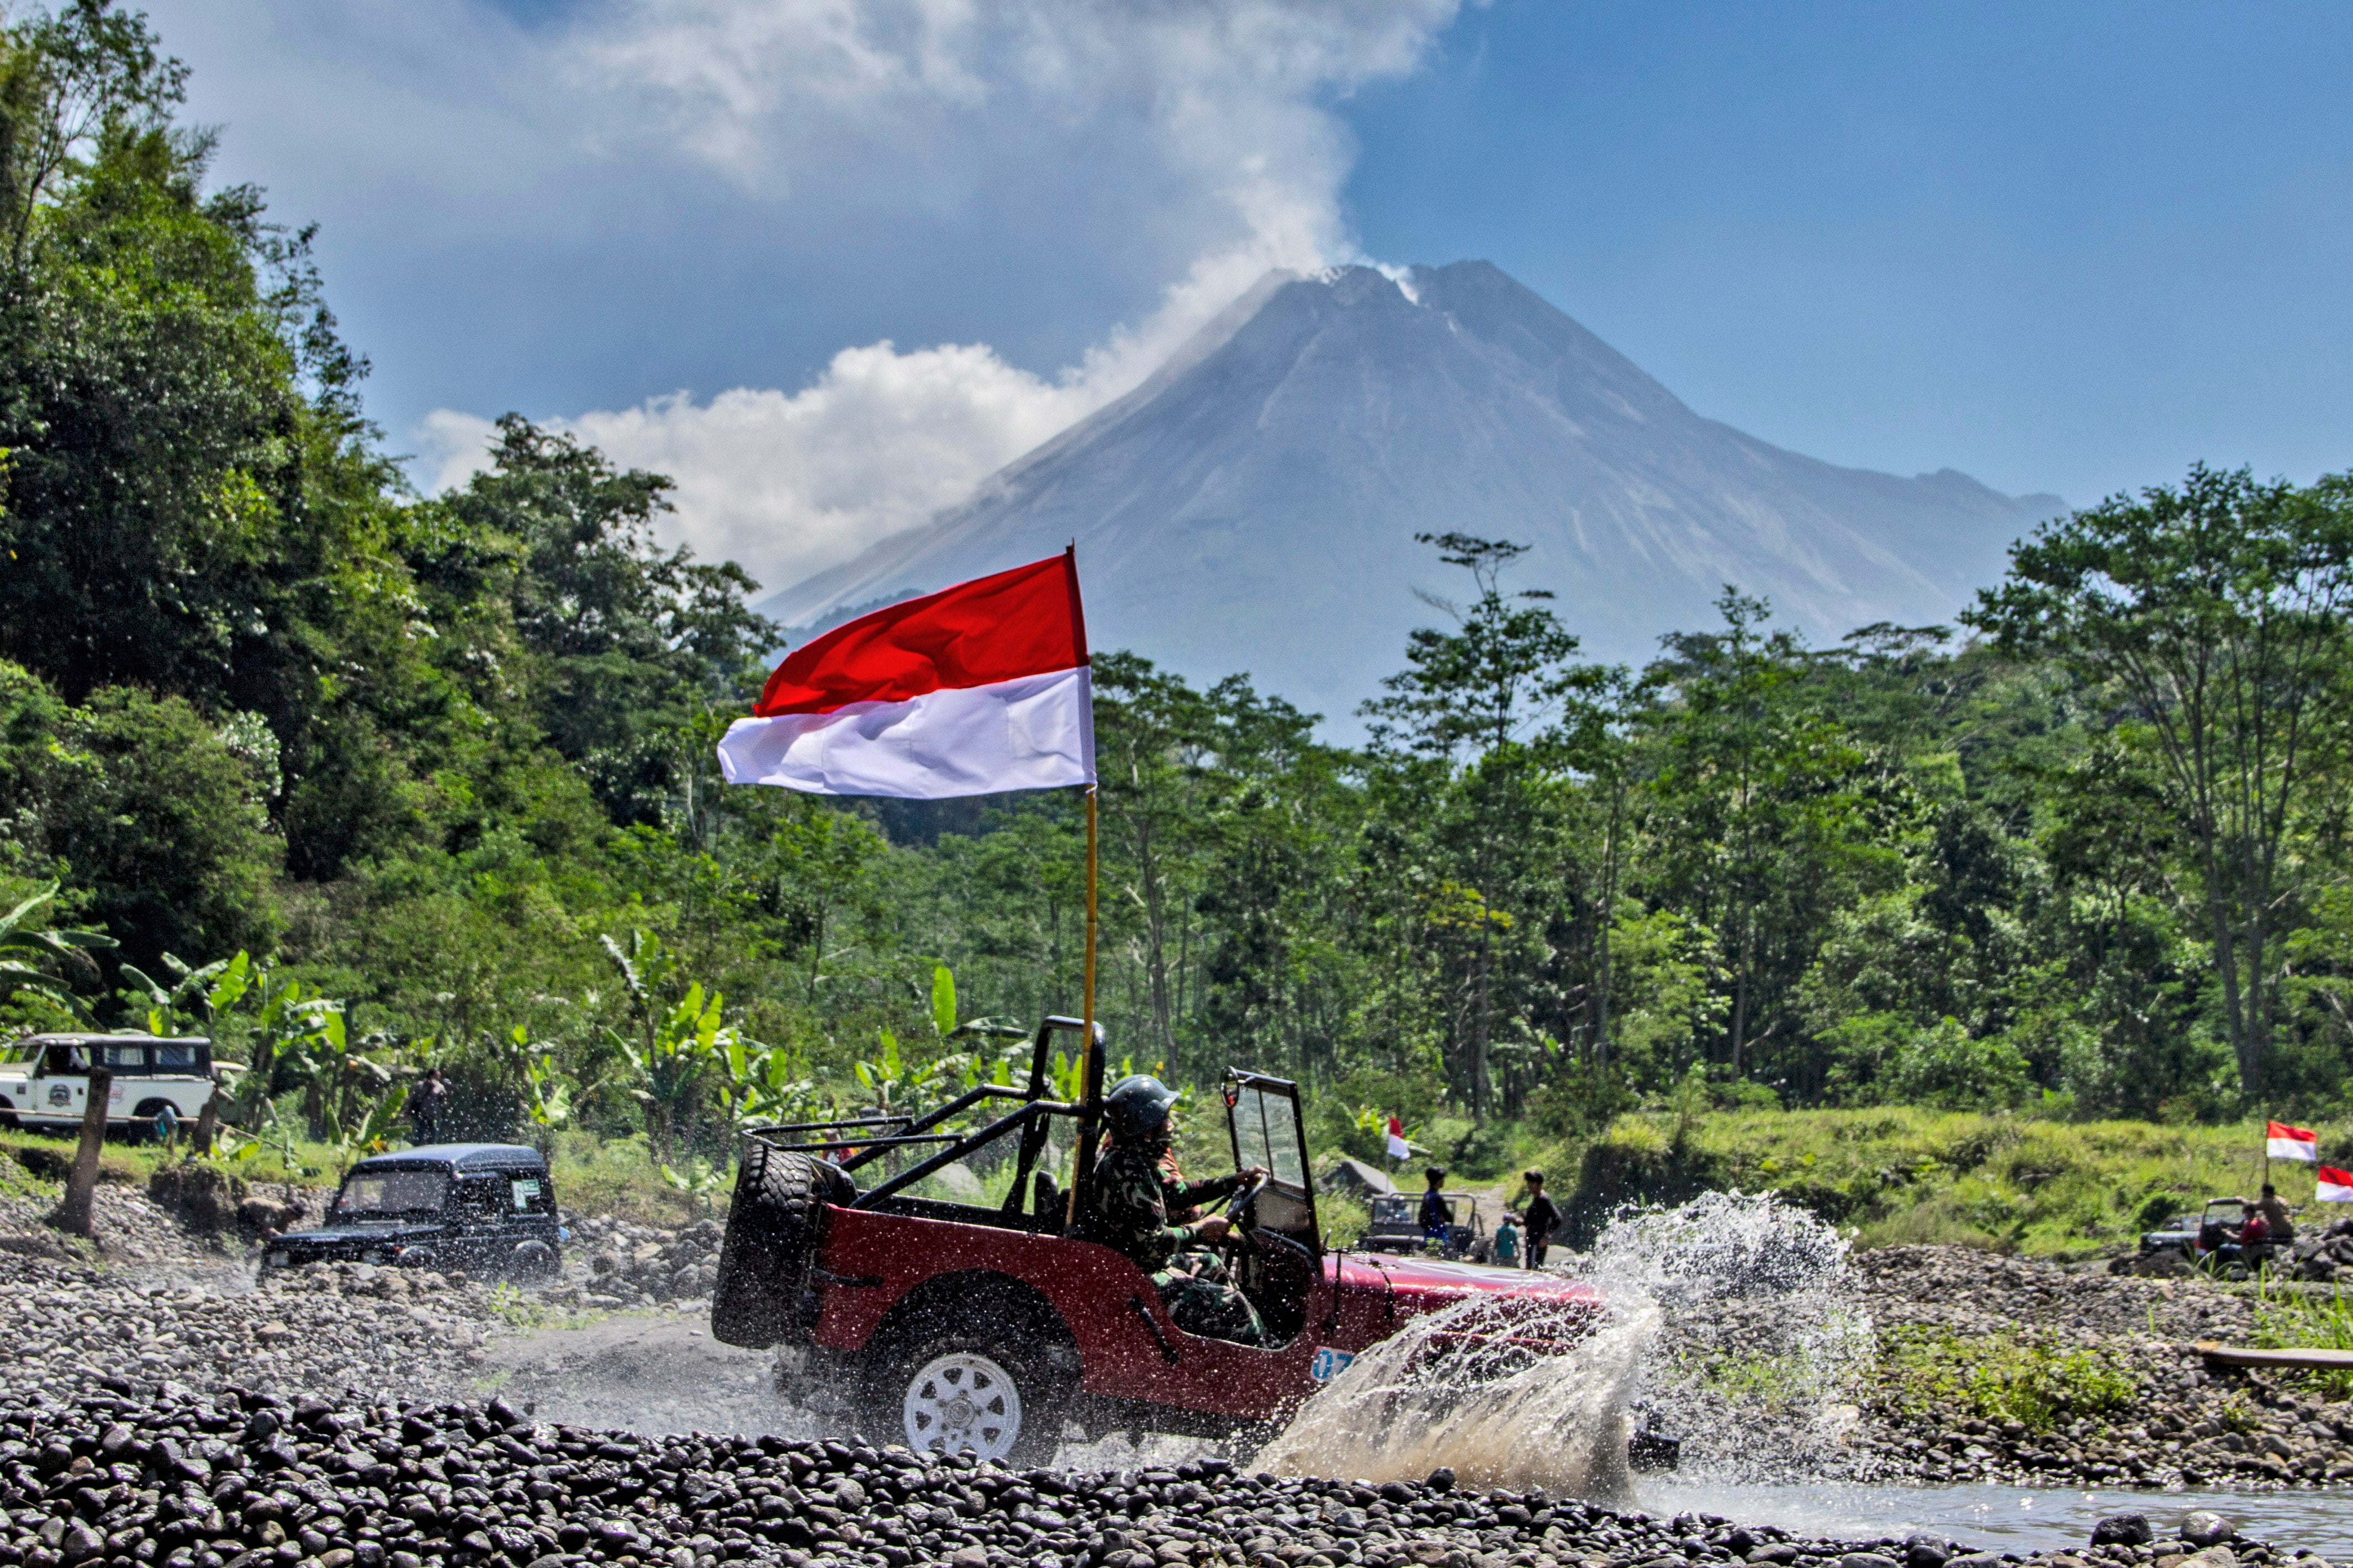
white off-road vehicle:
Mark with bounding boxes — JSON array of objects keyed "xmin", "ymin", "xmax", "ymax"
[{"xmin": 0, "ymin": 1034, "xmax": 236, "ymax": 1135}]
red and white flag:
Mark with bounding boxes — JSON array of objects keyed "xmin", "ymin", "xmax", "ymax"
[
  {"xmin": 718, "ymin": 553, "xmax": 1094, "ymax": 799},
  {"xmin": 2319, "ymin": 1167, "xmax": 2353, "ymax": 1204},
  {"xmin": 1386, "ymin": 1116, "xmax": 1410, "ymax": 1162},
  {"xmin": 2268, "ymin": 1121, "xmax": 2319, "ymax": 1162}
]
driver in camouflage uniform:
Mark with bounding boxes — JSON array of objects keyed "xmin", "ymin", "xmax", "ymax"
[{"xmin": 1088, "ymin": 1075, "xmax": 1271, "ymax": 1345}]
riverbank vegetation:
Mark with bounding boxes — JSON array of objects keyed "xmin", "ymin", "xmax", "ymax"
[{"xmin": 3, "ymin": 4, "xmax": 2353, "ymax": 1239}]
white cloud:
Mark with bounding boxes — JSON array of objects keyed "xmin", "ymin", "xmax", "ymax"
[
  {"xmin": 181, "ymin": 0, "xmax": 1462, "ymax": 596},
  {"xmin": 530, "ymin": 340, "xmax": 1099, "ymax": 594}
]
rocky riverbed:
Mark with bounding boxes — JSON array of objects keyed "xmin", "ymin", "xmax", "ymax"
[
  {"xmin": 1, "ymin": 1179, "xmax": 2349, "ymax": 1567},
  {"xmin": 1834, "ymin": 1248, "xmax": 2353, "ymax": 1492},
  {"xmin": 0, "ymin": 1385, "xmax": 2335, "ymax": 1568}
]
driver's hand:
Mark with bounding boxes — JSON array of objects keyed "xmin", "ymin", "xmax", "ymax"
[
  {"xmin": 1192, "ymin": 1215, "xmax": 1234, "ymax": 1244},
  {"xmin": 1239, "ymin": 1166, "xmax": 1270, "ymax": 1185}
]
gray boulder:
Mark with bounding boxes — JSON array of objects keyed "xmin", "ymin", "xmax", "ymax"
[
  {"xmin": 2179, "ymin": 1515, "xmax": 2237, "ymax": 1551},
  {"xmin": 2092, "ymin": 1514, "xmax": 2153, "ymax": 1548}
]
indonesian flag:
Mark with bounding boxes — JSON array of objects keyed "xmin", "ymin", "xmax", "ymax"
[
  {"xmin": 1386, "ymin": 1116, "xmax": 1410, "ymax": 1162},
  {"xmin": 718, "ymin": 553, "xmax": 1095, "ymax": 798},
  {"xmin": 2268, "ymin": 1121, "xmax": 2319, "ymax": 1162},
  {"xmin": 2319, "ymin": 1167, "xmax": 2353, "ymax": 1203}
]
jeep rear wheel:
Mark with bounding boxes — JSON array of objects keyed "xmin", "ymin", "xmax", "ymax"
[{"xmin": 865, "ymin": 1332, "xmax": 1067, "ymax": 1465}]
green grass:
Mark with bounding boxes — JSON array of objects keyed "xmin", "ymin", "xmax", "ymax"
[
  {"xmin": 1541, "ymin": 1106, "xmax": 2292, "ymax": 1258},
  {"xmin": 1877, "ymin": 1325, "xmax": 2142, "ymax": 1433},
  {"xmin": 2251, "ymin": 1279, "xmax": 2353, "ymax": 1399}
]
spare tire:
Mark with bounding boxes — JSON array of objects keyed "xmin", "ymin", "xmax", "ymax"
[{"xmin": 711, "ymin": 1146, "xmax": 848, "ymax": 1348}]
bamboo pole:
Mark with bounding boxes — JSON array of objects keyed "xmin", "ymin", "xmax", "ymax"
[
  {"xmin": 1084, "ymin": 783, "xmax": 1098, "ymax": 1049},
  {"xmin": 1064, "ymin": 786, "xmax": 1101, "ymax": 1232}
]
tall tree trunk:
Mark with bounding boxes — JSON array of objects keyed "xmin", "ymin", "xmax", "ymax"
[
  {"xmin": 1593, "ymin": 778, "xmax": 1625, "ymax": 1072},
  {"xmin": 1131, "ymin": 814, "xmax": 1177, "ymax": 1059},
  {"xmin": 192, "ymin": 1076, "xmax": 219, "ymax": 1156},
  {"xmin": 1728, "ymin": 905, "xmax": 1754, "ymax": 1076}
]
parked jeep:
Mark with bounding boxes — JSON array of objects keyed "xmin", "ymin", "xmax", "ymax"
[
  {"xmin": 263, "ymin": 1143, "xmax": 563, "ymax": 1280},
  {"xmin": 711, "ymin": 1018, "xmax": 1610, "ymax": 1464},
  {"xmin": 1361, "ymin": 1189, "xmax": 1488, "ymax": 1259},
  {"xmin": 0, "ymin": 1034, "xmax": 236, "ymax": 1135}
]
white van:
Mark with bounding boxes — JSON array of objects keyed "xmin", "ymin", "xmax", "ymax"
[{"xmin": 0, "ymin": 1034, "xmax": 236, "ymax": 1134}]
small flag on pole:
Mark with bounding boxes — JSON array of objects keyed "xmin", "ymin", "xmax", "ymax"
[
  {"xmin": 2267, "ymin": 1121, "xmax": 2320, "ymax": 1162},
  {"xmin": 2319, "ymin": 1167, "xmax": 2353, "ymax": 1203},
  {"xmin": 717, "ymin": 553, "xmax": 1094, "ymax": 798},
  {"xmin": 1386, "ymin": 1116, "xmax": 1410, "ymax": 1162}
]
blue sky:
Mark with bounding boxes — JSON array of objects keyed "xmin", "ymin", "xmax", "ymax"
[{"xmin": 142, "ymin": 1, "xmax": 2353, "ymax": 595}]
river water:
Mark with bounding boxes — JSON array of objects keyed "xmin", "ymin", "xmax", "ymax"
[
  {"xmin": 1637, "ymin": 1479, "xmax": 2353, "ymax": 1558},
  {"xmin": 1256, "ymin": 1196, "xmax": 2352, "ymax": 1559}
]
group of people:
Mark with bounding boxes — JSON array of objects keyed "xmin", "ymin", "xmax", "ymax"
[
  {"xmin": 1417, "ymin": 1165, "xmax": 1559, "ymax": 1268},
  {"xmin": 2203, "ymin": 1182, "xmax": 2298, "ymax": 1263}
]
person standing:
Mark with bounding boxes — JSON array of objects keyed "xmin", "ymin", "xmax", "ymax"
[
  {"xmin": 409, "ymin": 1068, "xmax": 450, "ymax": 1147},
  {"xmin": 2256, "ymin": 1183, "xmax": 2297, "ymax": 1244},
  {"xmin": 1417, "ymin": 1168, "xmax": 1452, "ymax": 1252},
  {"xmin": 1518, "ymin": 1169, "xmax": 1561, "ymax": 1269}
]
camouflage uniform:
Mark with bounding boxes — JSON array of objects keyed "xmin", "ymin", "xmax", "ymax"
[{"xmin": 1090, "ymin": 1143, "xmax": 1267, "ymax": 1346}]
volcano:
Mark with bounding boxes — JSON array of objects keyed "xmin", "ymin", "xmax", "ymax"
[{"xmin": 760, "ymin": 262, "xmax": 2060, "ymax": 725}]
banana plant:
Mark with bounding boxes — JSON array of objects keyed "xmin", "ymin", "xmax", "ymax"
[
  {"xmin": 0, "ymin": 883, "xmax": 114, "ymax": 1018},
  {"xmin": 229, "ymin": 974, "xmax": 343, "ymax": 1129},
  {"xmin": 119, "ymin": 950, "xmax": 251, "ymax": 1036},
  {"xmin": 614, "ymin": 983, "xmax": 731, "ymax": 1166},
  {"xmin": 660, "ymin": 1155, "xmax": 728, "ymax": 1216},
  {"xmin": 331, "ymin": 1082, "xmax": 410, "ymax": 1167},
  {"xmin": 712, "ymin": 1031, "xmax": 817, "ymax": 1130},
  {"xmin": 522, "ymin": 1040, "xmax": 577, "ymax": 1133},
  {"xmin": 854, "ymin": 1027, "xmax": 943, "ymax": 1120}
]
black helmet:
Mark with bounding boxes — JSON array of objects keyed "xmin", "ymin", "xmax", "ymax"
[{"xmin": 1103, "ymin": 1075, "xmax": 1180, "ymax": 1142}]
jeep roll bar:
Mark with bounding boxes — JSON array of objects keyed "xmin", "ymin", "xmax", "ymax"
[{"xmin": 739, "ymin": 1014, "xmax": 1106, "ymax": 1231}]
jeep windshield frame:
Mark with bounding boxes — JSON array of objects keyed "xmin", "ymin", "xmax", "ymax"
[{"xmin": 1222, "ymin": 1069, "xmax": 1320, "ymax": 1257}]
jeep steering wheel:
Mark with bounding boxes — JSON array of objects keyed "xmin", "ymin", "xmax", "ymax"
[{"xmin": 1216, "ymin": 1172, "xmax": 1270, "ymax": 1247}]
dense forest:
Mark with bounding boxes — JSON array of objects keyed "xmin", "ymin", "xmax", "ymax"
[{"xmin": 5, "ymin": 4, "xmax": 2353, "ymax": 1179}]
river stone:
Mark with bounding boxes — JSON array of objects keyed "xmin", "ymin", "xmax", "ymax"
[
  {"xmin": 1947, "ymin": 1555, "xmax": 2004, "ymax": 1568},
  {"xmin": 1905, "ymin": 1536, "xmax": 1955, "ymax": 1568},
  {"xmin": 1839, "ymin": 1554, "xmax": 1901, "ymax": 1568},
  {"xmin": 2180, "ymin": 1516, "xmax": 2236, "ymax": 1550},
  {"xmin": 2091, "ymin": 1515, "xmax": 2153, "ymax": 1548},
  {"xmin": 2179, "ymin": 1551, "xmax": 2237, "ymax": 1568}
]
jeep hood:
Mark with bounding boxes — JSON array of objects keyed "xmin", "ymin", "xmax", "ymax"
[{"xmin": 1333, "ymin": 1251, "xmax": 1603, "ymax": 1307}]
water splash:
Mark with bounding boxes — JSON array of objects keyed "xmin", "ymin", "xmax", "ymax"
[
  {"xmin": 1590, "ymin": 1193, "xmax": 1873, "ymax": 1484},
  {"xmin": 1252, "ymin": 1290, "xmax": 1656, "ymax": 1498},
  {"xmin": 1252, "ymin": 1191, "xmax": 1871, "ymax": 1497}
]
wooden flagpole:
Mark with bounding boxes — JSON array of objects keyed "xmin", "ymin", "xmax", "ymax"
[{"xmin": 1083, "ymin": 785, "xmax": 1098, "ymax": 1049}]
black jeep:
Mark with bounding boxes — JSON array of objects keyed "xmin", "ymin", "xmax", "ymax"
[{"xmin": 263, "ymin": 1143, "xmax": 564, "ymax": 1280}]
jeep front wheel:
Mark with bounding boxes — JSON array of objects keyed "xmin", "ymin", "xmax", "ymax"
[{"xmin": 866, "ymin": 1336, "xmax": 1067, "ymax": 1464}]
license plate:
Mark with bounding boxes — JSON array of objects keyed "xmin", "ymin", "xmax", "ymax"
[
  {"xmin": 268, "ymin": 1252, "xmax": 288, "ymax": 1268},
  {"xmin": 1310, "ymin": 1348, "xmax": 1355, "ymax": 1382}
]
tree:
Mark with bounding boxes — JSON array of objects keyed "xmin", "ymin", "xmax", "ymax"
[
  {"xmin": 1965, "ymin": 464, "xmax": 2353, "ymax": 1098},
  {"xmin": 438, "ymin": 416, "xmax": 775, "ymax": 824},
  {"xmin": 1360, "ymin": 534, "xmax": 1593, "ymax": 1115},
  {"xmin": 1637, "ymin": 590, "xmax": 1901, "ymax": 1085},
  {"xmin": 0, "ymin": 881, "xmax": 112, "ymax": 1016}
]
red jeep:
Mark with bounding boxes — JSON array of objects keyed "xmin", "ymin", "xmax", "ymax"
[{"xmin": 711, "ymin": 1017, "xmax": 1604, "ymax": 1463}]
